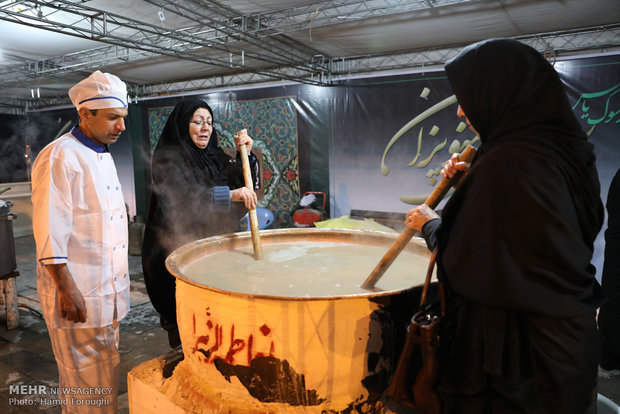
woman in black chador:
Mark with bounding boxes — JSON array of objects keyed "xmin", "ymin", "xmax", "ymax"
[
  {"xmin": 600, "ymin": 168, "xmax": 620, "ymax": 371},
  {"xmin": 142, "ymin": 98, "xmax": 259, "ymax": 348},
  {"xmin": 405, "ymin": 39, "xmax": 603, "ymax": 413}
]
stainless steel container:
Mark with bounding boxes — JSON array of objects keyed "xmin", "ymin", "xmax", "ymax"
[{"xmin": 0, "ymin": 199, "xmax": 17, "ymax": 277}]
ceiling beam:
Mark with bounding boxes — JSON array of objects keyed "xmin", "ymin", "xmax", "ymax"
[
  {"xmin": 328, "ymin": 23, "xmax": 620, "ymax": 77},
  {"xmin": 142, "ymin": 24, "xmax": 620, "ymax": 95},
  {"xmin": 149, "ymin": 0, "xmax": 326, "ymax": 64},
  {"xmin": 0, "ymin": 0, "xmax": 326, "ymax": 85},
  {"xmin": 0, "ymin": 0, "xmax": 618, "ymax": 114},
  {"xmin": 137, "ymin": 66, "xmax": 327, "ymax": 97},
  {"xmin": 229, "ymin": 0, "xmax": 476, "ymax": 36},
  {"xmin": 516, "ymin": 24, "xmax": 620, "ymax": 58},
  {"xmin": 10, "ymin": 23, "xmax": 618, "ymax": 113},
  {"xmin": 0, "ymin": 0, "xmax": 474, "ymax": 88}
]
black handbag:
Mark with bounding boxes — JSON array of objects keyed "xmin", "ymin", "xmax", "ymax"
[{"xmin": 387, "ymin": 247, "xmax": 455, "ymax": 414}]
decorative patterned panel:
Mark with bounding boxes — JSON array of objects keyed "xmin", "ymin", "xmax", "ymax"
[{"xmin": 148, "ymin": 106, "xmax": 173, "ymax": 152}]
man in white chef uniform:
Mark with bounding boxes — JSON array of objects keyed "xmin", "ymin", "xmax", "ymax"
[{"xmin": 31, "ymin": 71, "xmax": 130, "ymax": 413}]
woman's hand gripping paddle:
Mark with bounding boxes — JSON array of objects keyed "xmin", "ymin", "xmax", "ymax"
[{"xmin": 361, "ymin": 145, "xmax": 477, "ymax": 290}]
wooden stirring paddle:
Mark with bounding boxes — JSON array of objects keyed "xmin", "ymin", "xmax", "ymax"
[
  {"xmin": 239, "ymin": 143, "xmax": 264, "ymax": 260},
  {"xmin": 361, "ymin": 145, "xmax": 477, "ymax": 290}
]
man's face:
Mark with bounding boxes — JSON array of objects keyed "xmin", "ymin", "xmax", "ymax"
[{"xmin": 80, "ymin": 107, "xmax": 128, "ymax": 146}]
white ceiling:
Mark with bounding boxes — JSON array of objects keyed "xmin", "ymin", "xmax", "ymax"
[{"xmin": 1, "ymin": 0, "xmax": 619, "ymax": 114}]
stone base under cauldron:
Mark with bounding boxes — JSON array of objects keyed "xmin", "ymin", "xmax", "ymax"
[{"xmin": 127, "ymin": 356, "xmax": 413, "ymax": 413}]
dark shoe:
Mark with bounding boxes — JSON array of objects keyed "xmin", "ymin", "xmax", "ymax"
[{"xmin": 162, "ymin": 345, "xmax": 184, "ymax": 378}]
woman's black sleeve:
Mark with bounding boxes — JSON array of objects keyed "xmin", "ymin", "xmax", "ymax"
[
  {"xmin": 421, "ymin": 218, "xmax": 442, "ymax": 251},
  {"xmin": 230, "ymin": 150, "xmax": 260, "ymax": 190}
]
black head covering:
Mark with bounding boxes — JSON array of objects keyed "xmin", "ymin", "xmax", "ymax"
[
  {"xmin": 437, "ymin": 39, "xmax": 604, "ymax": 316},
  {"xmin": 599, "ymin": 168, "xmax": 620, "ymax": 369},
  {"xmin": 444, "ymin": 38, "xmax": 586, "ymax": 150},
  {"xmin": 154, "ymin": 97, "xmax": 227, "ymax": 186}
]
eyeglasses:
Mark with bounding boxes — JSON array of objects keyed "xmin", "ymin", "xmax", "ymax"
[{"xmin": 189, "ymin": 119, "xmax": 213, "ymax": 128}]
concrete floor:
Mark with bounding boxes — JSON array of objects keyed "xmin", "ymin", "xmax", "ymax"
[{"xmin": 1, "ymin": 235, "xmax": 619, "ymax": 413}]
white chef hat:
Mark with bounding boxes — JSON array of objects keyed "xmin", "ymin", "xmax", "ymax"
[{"xmin": 68, "ymin": 70, "xmax": 127, "ymax": 111}]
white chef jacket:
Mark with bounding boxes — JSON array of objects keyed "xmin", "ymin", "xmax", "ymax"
[{"xmin": 32, "ymin": 126, "xmax": 130, "ymax": 329}]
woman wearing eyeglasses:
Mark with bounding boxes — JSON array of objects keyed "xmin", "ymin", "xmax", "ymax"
[{"xmin": 142, "ymin": 98, "xmax": 259, "ymax": 354}]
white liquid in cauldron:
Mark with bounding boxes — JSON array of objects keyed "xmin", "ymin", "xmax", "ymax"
[{"xmin": 181, "ymin": 241, "xmax": 430, "ymax": 297}]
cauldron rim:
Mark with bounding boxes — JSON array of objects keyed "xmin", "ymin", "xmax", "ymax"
[{"xmin": 166, "ymin": 228, "xmax": 430, "ymax": 301}]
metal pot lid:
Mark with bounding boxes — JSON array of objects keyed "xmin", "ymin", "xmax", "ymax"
[{"xmin": 0, "ymin": 199, "xmax": 13, "ymax": 216}]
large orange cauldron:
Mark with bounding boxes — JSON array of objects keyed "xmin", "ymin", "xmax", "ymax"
[{"xmin": 166, "ymin": 228, "xmax": 431, "ymax": 413}]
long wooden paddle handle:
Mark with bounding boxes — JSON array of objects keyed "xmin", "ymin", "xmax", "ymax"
[
  {"xmin": 239, "ymin": 144, "xmax": 263, "ymax": 260},
  {"xmin": 361, "ymin": 145, "xmax": 477, "ymax": 290}
]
